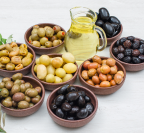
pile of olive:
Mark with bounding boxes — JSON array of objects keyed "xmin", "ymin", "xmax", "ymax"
[
  {"xmin": 95, "ymin": 8, "xmax": 121, "ymax": 38},
  {"xmin": 81, "ymin": 55, "xmax": 124, "ymax": 87},
  {"xmin": 50, "ymin": 84, "xmax": 94, "ymax": 120},
  {"xmin": 112, "ymin": 37, "xmax": 144, "ymax": 64},
  {"xmin": 34, "ymin": 52, "xmax": 77, "ymax": 83},
  {"xmin": 0, "ymin": 42, "xmax": 33, "ymax": 70},
  {"xmin": 0, "ymin": 73, "xmax": 42, "ymax": 109},
  {"xmin": 29, "ymin": 25, "xmax": 65, "ymax": 48}
]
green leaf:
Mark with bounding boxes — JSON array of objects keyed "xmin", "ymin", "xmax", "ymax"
[
  {"xmin": 0, "ymin": 34, "xmax": 2, "ymax": 42},
  {"xmin": 6, "ymin": 34, "xmax": 13, "ymax": 43},
  {"xmin": 0, "ymin": 41, "xmax": 2, "ymax": 45},
  {"xmin": 0, "ymin": 89, "xmax": 2, "ymax": 92},
  {"xmin": 0, "ymin": 128, "xmax": 6, "ymax": 133},
  {"xmin": 2, "ymin": 38, "xmax": 6, "ymax": 44}
]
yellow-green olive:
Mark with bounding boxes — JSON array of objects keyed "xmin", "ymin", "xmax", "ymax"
[
  {"xmin": 13, "ymin": 47, "xmax": 19, "ymax": 51},
  {"xmin": 19, "ymin": 48, "xmax": 28, "ymax": 56},
  {"xmin": 0, "ymin": 82, "xmax": 5, "ymax": 89},
  {"xmin": 45, "ymin": 27, "xmax": 54, "ymax": 38},
  {"xmin": 0, "ymin": 63, "xmax": 6, "ymax": 69},
  {"xmin": 19, "ymin": 44, "xmax": 27, "ymax": 49},
  {"xmin": 14, "ymin": 79, "xmax": 22, "ymax": 85},
  {"xmin": 53, "ymin": 26, "xmax": 61, "ymax": 33},
  {"xmin": 1, "ymin": 88, "xmax": 9, "ymax": 97},
  {"xmin": 2, "ymin": 77, "xmax": 11, "ymax": 83},
  {"xmin": 12, "ymin": 101, "xmax": 17, "ymax": 107},
  {"xmin": 18, "ymin": 56, "xmax": 23, "ymax": 59},
  {"xmin": 11, "ymin": 84, "xmax": 20, "ymax": 95},
  {"xmin": 57, "ymin": 31, "xmax": 65, "ymax": 39},
  {"xmin": 31, "ymin": 41, "xmax": 40, "ymax": 47},
  {"xmin": 15, "ymin": 64, "xmax": 23, "ymax": 70},
  {"xmin": 12, "ymin": 73, "xmax": 23, "ymax": 81},
  {"xmin": 37, "ymin": 64, "xmax": 47, "ymax": 79},
  {"xmin": 44, "ymin": 26, "xmax": 51, "ymax": 31},
  {"xmin": 40, "ymin": 46, "xmax": 46, "ymax": 48},
  {"xmin": 5, "ymin": 96, "xmax": 12, "ymax": 101},
  {"xmin": 31, "ymin": 33, "xmax": 39, "ymax": 41},
  {"xmin": 10, "ymin": 42, "xmax": 18, "ymax": 48},
  {"xmin": 35, "ymin": 87, "xmax": 42, "ymax": 94},
  {"xmin": 25, "ymin": 52, "xmax": 33, "ymax": 59},
  {"xmin": 0, "ymin": 57, "xmax": 10, "ymax": 64},
  {"xmin": 34, "ymin": 64, "xmax": 38, "ymax": 73},
  {"xmin": 0, "ymin": 44, "xmax": 6, "ymax": 51},
  {"xmin": 31, "ymin": 95, "xmax": 41, "ymax": 104},
  {"xmin": 45, "ymin": 41, "xmax": 53, "ymax": 48},
  {"xmin": 20, "ymin": 84, "xmax": 26, "ymax": 93},
  {"xmin": 29, "ymin": 36, "xmax": 31, "ymax": 41},
  {"xmin": 31, "ymin": 29, "xmax": 38, "ymax": 35},
  {"xmin": 39, "ymin": 55, "xmax": 50, "ymax": 66},
  {"xmin": 0, "ymin": 50, "xmax": 9, "ymax": 57},
  {"xmin": 58, "ymin": 39, "xmax": 62, "ymax": 44},
  {"xmin": 5, "ymin": 44, "xmax": 13, "ymax": 52},
  {"xmin": 6, "ymin": 63, "xmax": 15, "ymax": 71},
  {"xmin": 52, "ymin": 40, "xmax": 60, "ymax": 47},
  {"xmin": 9, "ymin": 50, "xmax": 19, "ymax": 57},
  {"xmin": 18, "ymin": 101, "xmax": 29, "ymax": 109},
  {"xmin": 22, "ymin": 57, "xmax": 32, "ymax": 67},
  {"xmin": 33, "ymin": 25, "xmax": 39, "ymax": 29},
  {"xmin": 2, "ymin": 100, "xmax": 12, "ymax": 108},
  {"xmin": 5, "ymin": 81, "xmax": 14, "ymax": 90},
  {"xmin": 46, "ymin": 74, "xmax": 55, "ymax": 83},
  {"xmin": 11, "ymin": 56, "xmax": 22, "ymax": 65},
  {"xmin": 36, "ymin": 58, "xmax": 40, "ymax": 64},
  {"xmin": 24, "ymin": 96, "xmax": 31, "ymax": 103},
  {"xmin": 25, "ymin": 82, "xmax": 32, "ymax": 89},
  {"xmin": 25, "ymin": 89, "xmax": 38, "ymax": 98},
  {"xmin": 29, "ymin": 103, "xmax": 34, "ymax": 107},
  {"xmin": 40, "ymin": 37, "xmax": 48, "ymax": 46},
  {"xmin": 38, "ymin": 28, "xmax": 45, "ymax": 37}
]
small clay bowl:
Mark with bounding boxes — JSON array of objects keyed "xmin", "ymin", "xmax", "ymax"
[
  {"xmin": 100, "ymin": 24, "xmax": 123, "ymax": 46},
  {"xmin": 1, "ymin": 75, "xmax": 45, "ymax": 117},
  {"xmin": 24, "ymin": 23, "xmax": 66, "ymax": 55},
  {"xmin": 31, "ymin": 54, "xmax": 78, "ymax": 91},
  {"xmin": 47, "ymin": 85, "xmax": 98, "ymax": 128},
  {"xmin": 110, "ymin": 38, "xmax": 144, "ymax": 71},
  {"xmin": 78, "ymin": 57, "xmax": 126, "ymax": 95},
  {"xmin": 0, "ymin": 43, "xmax": 36, "ymax": 77}
]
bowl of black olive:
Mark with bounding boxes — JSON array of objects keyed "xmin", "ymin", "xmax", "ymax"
[
  {"xmin": 47, "ymin": 84, "xmax": 98, "ymax": 128},
  {"xmin": 110, "ymin": 36, "xmax": 144, "ymax": 71},
  {"xmin": 95, "ymin": 7, "xmax": 123, "ymax": 46}
]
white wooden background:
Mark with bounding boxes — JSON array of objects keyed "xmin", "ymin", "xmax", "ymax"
[{"xmin": 0, "ymin": 0, "xmax": 144, "ymax": 132}]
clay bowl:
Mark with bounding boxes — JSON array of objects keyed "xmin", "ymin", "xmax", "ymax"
[
  {"xmin": 0, "ymin": 43, "xmax": 36, "ymax": 77},
  {"xmin": 100, "ymin": 24, "xmax": 123, "ymax": 46},
  {"xmin": 31, "ymin": 54, "xmax": 78, "ymax": 91},
  {"xmin": 1, "ymin": 75, "xmax": 45, "ymax": 117},
  {"xmin": 47, "ymin": 85, "xmax": 98, "ymax": 128},
  {"xmin": 24, "ymin": 23, "xmax": 66, "ymax": 55},
  {"xmin": 78, "ymin": 57, "xmax": 126, "ymax": 95},
  {"xmin": 110, "ymin": 38, "xmax": 144, "ymax": 71}
]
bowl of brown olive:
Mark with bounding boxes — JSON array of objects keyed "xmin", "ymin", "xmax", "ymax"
[
  {"xmin": 0, "ymin": 73, "xmax": 45, "ymax": 117},
  {"xmin": 24, "ymin": 23, "xmax": 66, "ymax": 55},
  {"xmin": 47, "ymin": 84, "xmax": 98, "ymax": 128},
  {"xmin": 95, "ymin": 7, "xmax": 123, "ymax": 46},
  {"xmin": 78, "ymin": 55, "xmax": 126, "ymax": 95},
  {"xmin": 0, "ymin": 42, "xmax": 35, "ymax": 77},
  {"xmin": 110, "ymin": 36, "xmax": 144, "ymax": 71}
]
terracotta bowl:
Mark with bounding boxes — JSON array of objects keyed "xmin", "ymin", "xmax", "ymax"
[
  {"xmin": 110, "ymin": 38, "xmax": 144, "ymax": 71},
  {"xmin": 78, "ymin": 57, "xmax": 126, "ymax": 95},
  {"xmin": 1, "ymin": 76, "xmax": 45, "ymax": 117},
  {"xmin": 47, "ymin": 85, "xmax": 98, "ymax": 128},
  {"xmin": 100, "ymin": 24, "xmax": 123, "ymax": 46},
  {"xmin": 0, "ymin": 43, "xmax": 36, "ymax": 77},
  {"xmin": 24, "ymin": 23, "xmax": 66, "ymax": 55},
  {"xmin": 31, "ymin": 54, "xmax": 78, "ymax": 91}
]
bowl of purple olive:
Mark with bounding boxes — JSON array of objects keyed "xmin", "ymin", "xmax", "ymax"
[
  {"xmin": 47, "ymin": 84, "xmax": 98, "ymax": 128},
  {"xmin": 110, "ymin": 36, "xmax": 144, "ymax": 71},
  {"xmin": 95, "ymin": 7, "xmax": 123, "ymax": 46}
]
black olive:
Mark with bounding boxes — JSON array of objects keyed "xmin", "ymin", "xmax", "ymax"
[
  {"xmin": 67, "ymin": 86, "xmax": 78, "ymax": 93},
  {"xmin": 132, "ymin": 49, "xmax": 140, "ymax": 57},
  {"xmin": 132, "ymin": 41, "xmax": 140, "ymax": 49},
  {"xmin": 103, "ymin": 22, "xmax": 115, "ymax": 37},
  {"xmin": 69, "ymin": 102, "xmax": 74, "ymax": 106},
  {"xmin": 95, "ymin": 20, "xmax": 104, "ymax": 28},
  {"xmin": 78, "ymin": 96, "xmax": 85, "ymax": 107},
  {"xmin": 109, "ymin": 16, "xmax": 121, "ymax": 25},
  {"xmin": 123, "ymin": 56, "xmax": 131, "ymax": 63},
  {"xmin": 111, "ymin": 23, "xmax": 120, "ymax": 31},
  {"xmin": 61, "ymin": 102, "xmax": 71, "ymax": 112},
  {"xmin": 115, "ymin": 40, "xmax": 120, "ymax": 47},
  {"xmin": 140, "ymin": 44, "xmax": 144, "ymax": 49},
  {"xmin": 55, "ymin": 108, "xmax": 64, "ymax": 118},
  {"xmin": 65, "ymin": 100, "xmax": 68, "ymax": 103},
  {"xmin": 140, "ymin": 40, "xmax": 144, "ymax": 44},
  {"xmin": 127, "ymin": 36, "xmax": 135, "ymax": 42},
  {"xmin": 64, "ymin": 112, "xmax": 68, "ymax": 119},
  {"xmin": 78, "ymin": 91, "xmax": 86, "ymax": 97},
  {"xmin": 85, "ymin": 103, "xmax": 94, "ymax": 115},
  {"xmin": 119, "ymin": 38, "xmax": 127, "ymax": 45},
  {"xmin": 139, "ymin": 55, "xmax": 144, "ymax": 62},
  {"xmin": 85, "ymin": 95, "xmax": 91, "ymax": 102},
  {"xmin": 124, "ymin": 49, "xmax": 132, "ymax": 56},
  {"xmin": 123, "ymin": 40, "xmax": 132, "ymax": 48},
  {"xmin": 66, "ymin": 116, "xmax": 75, "ymax": 120},
  {"xmin": 76, "ymin": 108, "xmax": 88, "ymax": 119},
  {"xmin": 113, "ymin": 47, "xmax": 119, "ymax": 56},
  {"xmin": 99, "ymin": 8, "xmax": 110, "ymax": 21},
  {"xmin": 112, "ymin": 30, "xmax": 119, "ymax": 37},
  {"xmin": 66, "ymin": 92, "xmax": 79, "ymax": 102},
  {"xmin": 138, "ymin": 48, "xmax": 144, "ymax": 54},
  {"xmin": 50, "ymin": 103, "xmax": 57, "ymax": 111},
  {"xmin": 117, "ymin": 53, "xmax": 124, "ymax": 60},
  {"xmin": 55, "ymin": 94, "xmax": 65, "ymax": 106},
  {"xmin": 118, "ymin": 45, "xmax": 125, "ymax": 53},
  {"xmin": 132, "ymin": 57, "xmax": 141, "ymax": 64},
  {"xmin": 57, "ymin": 84, "xmax": 70, "ymax": 95},
  {"xmin": 69, "ymin": 106, "xmax": 80, "ymax": 115}
]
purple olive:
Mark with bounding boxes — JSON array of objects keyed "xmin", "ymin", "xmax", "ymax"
[
  {"xmin": 61, "ymin": 102, "xmax": 71, "ymax": 112},
  {"xmin": 78, "ymin": 96, "xmax": 85, "ymax": 107},
  {"xmin": 76, "ymin": 108, "xmax": 88, "ymax": 119},
  {"xmin": 55, "ymin": 94, "xmax": 65, "ymax": 106},
  {"xmin": 55, "ymin": 108, "xmax": 64, "ymax": 118},
  {"xmin": 85, "ymin": 103, "xmax": 94, "ymax": 115},
  {"xmin": 66, "ymin": 92, "xmax": 79, "ymax": 102}
]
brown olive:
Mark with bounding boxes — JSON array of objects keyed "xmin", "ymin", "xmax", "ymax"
[
  {"xmin": 11, "ymin": 84, "xmax": 20, "ymax": 95},
  {"xmin": 5, "ymin": 81, "xmax": 14, "ymax": 90},
  {"xmin": 110, "ymin": 80, "xmax": 116, "ymax": 86},
  {"xmin": 92, "ymin": 55, "xmax": 102, "ymax": 64},
  {"xmin": 107, "ymin": 74, "xmax": 112, "ymax": 81},
  {"xmin": 110, "ymin": 67, "xmax": 117, "ymax": 75},
  {"xmin": 114, "ymin": 73, "xmax": 123, "ymax": 84},
  {"xmin": 117, "ymin": 71, "xmax": 124, "ymax": 77},
  {"xmin": 102, "ymin": 60, "xmax": 107, "ymax": 65},
  {"xmin": 12, "ymin": 92, "xmax": 25, "ymax": 102},
  {"xmin": 92, "ymin": 76, "xmax": 100, "ymax": 84},
  {"xmin": 88, "ymin": 69, "xmax": 96, "ymax": 77},
  {"xmin": 12, "ymin": 101, "xmax": 17, "ymax": 107},
  {"xmin": 88, "ymin": 62, "xmax": 98, "ymax": 69},
  {"xmin": 18, "ymin": 101, "xmax": 29, "ymax": 109},
  {"xmin": 53, "ymin": 26, "xmax": 61, "ymax": 33},
  {"xmin": 95, "ymin": 85, "xmax": 100, "ymax": 87},
  {"xmin": 35, "ymin": 87, "xmax": 42, "ymax": 94},
  {"xmin": 100, "ymin": 81, "xmax": 111, "ymax": 87},
  {"xmin": 6, "ymin": 63, "xmax": 15, "ymax": 71},
  {"xmin": 2, "ymin": 77, "xmax": 11, "ymax": 83},
  {"xmin": 99, "ymin": 73, "xmax": 107, "ymax": 81},
  {"xmin": 31, "ymin": 95, "xmax": 41, "ymax": 104},
  {"xmin": 2, "ymin": 100, "xmax": 12, "ymax": 108},
  {"xmin": 0, "ymin": 82, "xmax": 5, "ymax": 89},
  {"xmin": 12, "ymin": 73, "xmax": 23, "ymax": 81},
  {"xmin": 11, "ymin": 56, "xmax": 22, "ymax": 65},
  {"xmin": 97, "ymin": 67, "xmax": 101, "ymax": 74},
  {"xmin": 86, "ymin": 79, "xmax": 94, "ymax": 86},
  {"xmin": 50, "ymin": 36, "xmax": 57, "ymax": 42},
  {"xmin": 24, "ymin": 96, "xmax": 31, "ymax": 103},
  {"xmin": 15, "ymin": 64, "xmax": 23, "ymax": 70},
  {"xmin": 100, "ymin": 65, "xmax": 111, "ymax": 74},
  {"xmin": 106, "ymin": 58, "xmax": 116, "ymax": 67},
  {"xmin": 1, "ymin": 88, "xmax": 9, "ymax": 97},
  {"xmin": 81, "ymin": 70, "xmax": 89, "ymax": 80},
  {"xmin": 45, "ymin": 41, "xmax": 53, "ymax": 48}
]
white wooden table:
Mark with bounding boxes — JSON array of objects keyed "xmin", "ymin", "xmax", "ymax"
[{"xmin": 0, "ymin": 0, "xmax": 144, "ymax": 132}]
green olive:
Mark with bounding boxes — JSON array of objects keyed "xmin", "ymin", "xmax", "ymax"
[
  {"xmin": 0, "ymin": 44, "xmax": 6, "ymax": 51},
  {"xmin": 20, "ymin": 80, "xmax": 25, "ymax": 84},
  {"xmin": 57, "ymin": 31, "xmax": 65, "ymax": 39},
  {"xmin": 2, "ymin": 77, "xmax": 11, "ymax": 83},
  {"xmin": 44, "ymin": 26, "xmax": 51, "ymax": 31},
  {"xmin": 25, "ymin": 52, "xmax": 33, "ymax": 59},
  {"xmin": 24, "ymin": 96, "xmax": 31, "ymax": 103},
  {"xmin": 15, "ymin": 64, "xmax": 23, "ymax": 70},
  {"xmin": 35, "ymin": 87, "xmax": 42, "ymax": 94},
  {"xmin": 31, "ymin": 95, "xmax": 41, "ymax": 104},
  {"xmin": 45, "ymin": 41, "xmax": 53, "ymax": 48},
  {"xmin": 10, "ymin": 42, "xmax": 18, "ymax": 48},
  {"xmin": 58, "ymin": 39, "xmax": 62, "ymax": 44},
  {"xmin": 9, "ymin": 50, "xmax": 19, "ymax": 57},
  {"xmin": 0, "ymin": 50, "xmax": 9, "ymax": 57},
  {"xmin": 0, "ymin": 63, "xmax": 6, "ymax": 69},
  {"xmin": 25, "ymin": 82, "xmax": 32, "ymax": 89},
  {"xmin": 12, "ymin": 73, "xmax": 23, "ymax": 81},
  {"xmin": 37, "ymin": 28, "xmax": 45, "ymax": 37},
  {"xmin": 6, "ymin": 63, "xmax": 15, "ymax": 71},
  {"xmin": 18, "ymin": 101, "xmax": 29, "ymax": 109},
  {"xmin": 29, "ymin": 36, "xmax": 31, "ymax": 41},
  {"xmin": 1, "ymin": 88, "xmax": 9, "ymax": 97},
  {"xmin": 31, "ymin": 29, "xmax": 38, "ymax": 35},
  {"xmin": 20, "ymin": 44, "xmax": 27, "ymax": 49},
  {"xmin": 40, "ymin": 37, "xmax": 48, "ymax": 46},
  {"xmin": 53, "ymin": 40, "xmax": 60, "ymax": 47},
  {"xmin": 0, "ymin": 82, "xmax": 5, "ymax": 89},
  {"xmin": 20, "ymin": 84, "xmax": 26, "ymax": 93},
  {"xmin": 31, "ymin": 41, "xmax": 40, "ymax": 47},
  {"xmin": 12, "ymin": 101, "xmax": 17, "ymax": 107},
  {"xmin": 31, "ymin": 33, "xmax": 39, "ymax": 41},
  {"xmin": 14, "ymin": 79, "xmax": 21, "ymax": 85},
  {"xmin": 33, "ymin": 25, "xmax": 39, "ymax": 29},
  {"xmin": 53, "ymin": 26, "xmax": 61, "ymax": 33},
  {"xmin": 13, "ymin": 47, "xmax": 19, "ymax": 51},
  {"xmin": 19, "ymin": 48, "xmax": 28, "ymax": 56},
  {"xmin": 22, "ymin": 57, "xmax": 32, "ymax": 67},
  {"xmin": 40, "ymin": 46, "xmax": 46, "ymax": 48},
  {"xmin": 2, "ymin": 100, "xmax": 12, "ymax": 108},
  {"xmin": 5, "ymin": 44, "xmax": 13, "ymax": 52},
  {"xmin": 25, "ymin": 89, "xmax": 38, "ymax": 98},
  {"xmin": 11, "ymin": 56, "xmax": 22, "ymax": 65},
  {"xmin": 45, "ymin": 27, "xmax": 54, "ymax": 38},
  {"xmin": 29, "ymin": 103, "xmax": 34, "ymax": 107},
  {"xmin": 5, "ymin": 81, "xmax": 14, "ymax": 90},
  {"xmin": 5, "ymin": 96, "xmax": 12, "ymax": 101},
  {"xmin": 11, "ymin": 84, "xmax": 20, "ymax": 95},
  {"xmin": 50, "ymin": 36, "xmax": 57, "ymax": 42},
  {"xmin": 0, "ymin": 57, "xmax": 10, "ymax": 64}
]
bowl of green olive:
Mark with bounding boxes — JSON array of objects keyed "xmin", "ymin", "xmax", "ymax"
[
  {"xmin": 24, "ymin": 23, "xmax": 66, "ymax": 55},
  {"xmin": 0, "ymin": 42, "xmax": 35, "ymax": 77},
  {"xmin": 0, "ymin": 73, "xmax": 45, "ymax": 117}
]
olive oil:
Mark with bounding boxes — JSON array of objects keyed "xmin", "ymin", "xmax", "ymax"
[{"xmin": 65, "ymin": 16, "xmax": 99, "ymax": 63}]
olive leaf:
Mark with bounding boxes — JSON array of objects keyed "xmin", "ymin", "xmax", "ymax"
[{"xmin": 6, "ymin": 34, "xmax": 13, "ymax": 43}]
